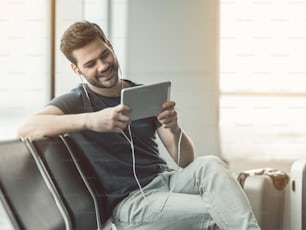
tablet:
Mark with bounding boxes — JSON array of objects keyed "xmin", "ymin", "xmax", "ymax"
[{"xmin": 121, "ymin": 81, "xmax": 171, "ymax": 121}]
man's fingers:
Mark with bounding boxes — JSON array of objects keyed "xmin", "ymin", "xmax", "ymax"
[{"xmin": 115, "ymin": 103, "xmax": 130, "ymax": 112}]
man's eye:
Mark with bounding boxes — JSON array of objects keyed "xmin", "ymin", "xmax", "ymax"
[{"xmin": 86, "ymin": 62, "xmax": 95, "ymax": 68}]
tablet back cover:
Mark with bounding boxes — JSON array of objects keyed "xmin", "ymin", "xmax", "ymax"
[{"xmin": 121, "ymin": 81, "xmax": 171, "ymax": 121}]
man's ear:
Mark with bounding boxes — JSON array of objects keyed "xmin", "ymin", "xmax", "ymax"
[{"xmin": 71, "ymin": 63, "xmax": 81, "ymax": 75}]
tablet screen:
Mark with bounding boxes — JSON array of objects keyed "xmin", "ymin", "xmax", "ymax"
[{"xmin": 120, "ymin": 81, "xmax": 171, "ymax": 121}]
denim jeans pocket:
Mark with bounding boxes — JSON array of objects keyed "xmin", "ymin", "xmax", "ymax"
[{"xmin": 113, "ymin": 176, "xmax": 170, "ymax": 225}]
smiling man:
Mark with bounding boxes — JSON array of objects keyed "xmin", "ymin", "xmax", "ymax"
[{"xmin": 17, "ymin": 21, "xmax": 260, "ymax": 230}]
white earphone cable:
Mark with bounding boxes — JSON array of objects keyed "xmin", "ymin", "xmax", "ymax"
[{"xmin": 121, "ymin": 124, "xmax": 183, "ymax": 214}]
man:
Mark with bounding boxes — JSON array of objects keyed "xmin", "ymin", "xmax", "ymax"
[{"xmin": 18, "ymin": 21, "xmax": 260, "ymax": 230}]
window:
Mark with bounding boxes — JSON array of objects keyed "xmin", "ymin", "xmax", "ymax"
[
  {"xmin": 0, "ymin": 0, "xmax": 51, "ymax": 139},
  {"xmin": 220, "ymin": 1, "xmax": 306, "ymax": 161}
]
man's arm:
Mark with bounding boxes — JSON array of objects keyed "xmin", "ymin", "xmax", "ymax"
[
  {"xmin": 157, "ymin": 126, "xmax": 195, "ymax": 168},
  {"xmin": 157, "ymin": 101, "xmax": 195, "ymax": 168},
  {"xmin": 17, "ymin": 104, "xmax": 130, "ymax": 139}
]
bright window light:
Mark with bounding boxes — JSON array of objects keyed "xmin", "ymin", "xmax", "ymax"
[
  {"xmin": 220, "ymin": 1, "xmax": 306, "ymax": 161},
  {"xmin": 0, "ymin": 0, "xmax": 50, "ymax": 140}
]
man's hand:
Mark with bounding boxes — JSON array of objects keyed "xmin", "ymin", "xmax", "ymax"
[
  {"xmin": 86, "ymin": 104, "xmax": 130, "ymax": 133},
  {"xmin": 157, "ymin": 101, "xmax": 195, "ymax": 167},
  {"xmin": 157, "ymin": 101, "xmax": 180, "ymax": 134}
]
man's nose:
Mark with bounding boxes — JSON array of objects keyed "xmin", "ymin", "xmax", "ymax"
[{"xmin": 96, "ymin": 59, "xmax": 108, "ymax": 73}]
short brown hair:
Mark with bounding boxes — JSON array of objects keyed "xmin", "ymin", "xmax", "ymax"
[{"xmin": 60, "ymin": 21, "xmax": 108, "ymax": 64}]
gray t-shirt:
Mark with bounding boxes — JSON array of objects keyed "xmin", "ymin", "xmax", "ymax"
[{"xmin": 48, "ymin": 82, "xmax": 169, "ymax": 220}]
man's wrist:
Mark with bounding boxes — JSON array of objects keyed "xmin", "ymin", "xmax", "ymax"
[{"xmin": 171, "ymin": 125, "xmax": 181, "ymax": 137}]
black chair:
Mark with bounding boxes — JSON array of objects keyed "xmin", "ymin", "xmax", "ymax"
[{"xmin": 0, "ymin": 135, "xmax": 113, "ymax": 230}]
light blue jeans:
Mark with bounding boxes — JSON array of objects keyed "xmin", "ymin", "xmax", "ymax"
[{"xmin": 112, "ymin": 155, "xmax": 260, "ymax": 230}]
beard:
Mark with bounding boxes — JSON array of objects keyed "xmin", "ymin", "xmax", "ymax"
[{"xmin": 87, "ymin": 63, "xmax": 119, "ymax": 89}]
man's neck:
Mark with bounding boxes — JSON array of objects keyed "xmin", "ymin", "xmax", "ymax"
[{"xmin": 88, "ymin": 79, "xmax": 129, "ymax": 97}]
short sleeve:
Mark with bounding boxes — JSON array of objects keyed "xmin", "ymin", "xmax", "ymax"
[{"xmin": 48, "ymin": 88, "xmax": 84, "ymax": 114}]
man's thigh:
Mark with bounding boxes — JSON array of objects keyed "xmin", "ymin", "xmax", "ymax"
[{"xmin": 112, "ymin": 181, "xmax": 219, "ymax": 230}]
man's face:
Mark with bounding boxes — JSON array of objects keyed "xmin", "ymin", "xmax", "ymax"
[{"xmin": 72, "ymin": 38, "xmax": 119, "ymax": 89}]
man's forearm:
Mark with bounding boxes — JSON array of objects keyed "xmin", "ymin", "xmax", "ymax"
[
  {"xmin": 175, "ymin": 129, "xmax": 195, "ymax": 168},
  {"xmin": 17, "ymin": 113, "xmax": 88, "ymax": 139}
]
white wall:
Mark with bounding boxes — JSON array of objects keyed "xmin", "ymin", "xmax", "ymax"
[
  {"xmin": 55, "ymin": 0, "xmax": 84, "ymax": 96},
  {"xmin": 125, "ymin": 0, "xmax": 220, "ymax": 157}
]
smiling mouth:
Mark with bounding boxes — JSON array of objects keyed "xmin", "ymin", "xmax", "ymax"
[{"xmin": 98, "ymin": 67, "xmax": 113, "ymax": 80}]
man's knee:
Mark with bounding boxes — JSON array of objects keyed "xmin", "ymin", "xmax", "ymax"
[{"xmin": 195, "ymin": 155, "xmax": 227, "ymax": 168}]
